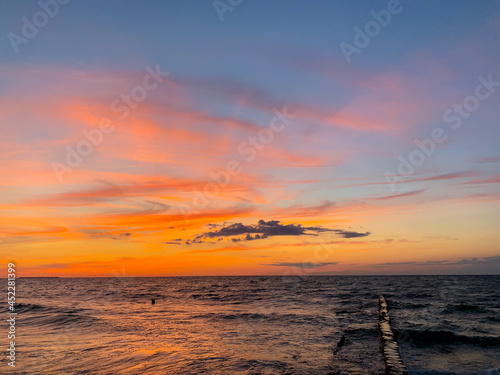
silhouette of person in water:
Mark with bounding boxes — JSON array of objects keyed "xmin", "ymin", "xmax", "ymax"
[{"xmin": 151, "ymin": 299, "xmax": 155, "ymax": 305}]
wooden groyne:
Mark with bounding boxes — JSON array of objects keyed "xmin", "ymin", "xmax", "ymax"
[{"xmin": 378, "ymin": 295, "xmax": 408, "ymax": 375}]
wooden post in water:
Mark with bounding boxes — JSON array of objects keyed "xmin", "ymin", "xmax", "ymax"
[{"xmin": 378, "ymin": 295, "xmax": 408, "ymax": 375}]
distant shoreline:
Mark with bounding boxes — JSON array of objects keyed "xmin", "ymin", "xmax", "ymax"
[{"xmin": 2, "ymin": 274, "xmax": 499, "ymax": 279}]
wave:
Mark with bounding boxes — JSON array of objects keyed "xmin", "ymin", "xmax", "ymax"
[
  {"xmin": 22, "ymin": 313, "xmax": 100, "ymax": 328},
  {"xmin": 7, "ymin": 303, "xmax": 50, "ymax": 313},
  {"xmin": 443, "ymin": 304, "xmax": 488, "ymax": 314},
  {"xmin": 404, "ymin": 292, "xmax": 436, "ymax": 299},
  {"xmin": 386, "ymin": 301, "xmax": 431, "ymax": 310},
  {"xmin": 393, "ymin": 329, "xmax": 500, "ymax": 347},
  {"xmin": 6, "ymin": 302, "xmax": 89, "ymax": 315},
  {"xmin": 232, "ymin": 358, "xmax": 291, "ymax": 373},
  {"xmin": 189, "ymin": 311, "xmax": 337, "ymax": 327},
  {"xmin": 2, "ymin": 303, "xmax": 99, "ymax": 329}
]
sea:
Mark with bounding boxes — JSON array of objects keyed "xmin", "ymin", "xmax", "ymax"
[{"xmin": 2, "ymin": 275, "xmax": 499, "ymax": 374}]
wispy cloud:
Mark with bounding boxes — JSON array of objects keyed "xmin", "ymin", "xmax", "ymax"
[
  {"xmin": 460, "ymin": 174, "xmax": 500, "ymax": 185},
  {"xmin": 473, "ymin": 156, "xmax": 500, "ymax": 164},
  {"xmin": 368, "ymin": 189, "xmax": 425, "ymax": 201},
  {"xmin": 263, "ymin": 262, "xmax": 339, "ymax": 269},
  {"xmin": 373, "ymin": 257, "xmax": 498, "ymax": 268}
]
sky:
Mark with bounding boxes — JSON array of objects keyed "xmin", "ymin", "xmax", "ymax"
[{"xmin": 0, "ymin": 0, "xmax": 499, "ymax": 276}]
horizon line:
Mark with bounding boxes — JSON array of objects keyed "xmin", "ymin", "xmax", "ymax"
[{"xmin": 9, "ymin": 273, "xmax": 500, "ymax": 279}]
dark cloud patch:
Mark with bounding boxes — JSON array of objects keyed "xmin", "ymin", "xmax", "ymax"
[
  {"xmin": 373, "ymin": 261, "xmax": 417, "ymax": 267},
  {"xmin": 333, "ymin": 229, "xmax": 371, "ymax": 238},
  {"xmin": 449, "ymin": 256, "xmax": 500, "ymax": 275},
  {"xmin": 365, "ymin": 256, "xmax": 500, "ymax": 275},
  {"xmin": 163, "ymin": 241, "xmax": 182, "ymax": 245},
  {"xmin": 184, "ymin": 238, "xmax": 212, "ymax": 245},
  {"xmin": 197, "ymin": 220, "xmax": 307, "ymax": 239},
  {"xmin": 207, "ymin": 223, "xmax": 225, "ymax": 229},
  {"xmin": 82, "ymin": 230, "xmax": 133, "ymax": 240},
  {"xmin": 455, "ymin": 258, "xmax": 479, "ymax": 264},
  {"xmin": 190, "ymin": 219, "xmax": 370, "ymax": 243},
  {"xmin": 111, "ymin": 232, "xmax": 132, "ymax": 240},
  {"xmin": 420, "ymin": 260, "xmax": 449, "ymax": 265},
  {"xmin": 243, "ymin": 233, "xmax": 267, "ymax": 241},
  {"xmin": 263, "ymin": 262, "xmax": 339, "ymax": 269}
]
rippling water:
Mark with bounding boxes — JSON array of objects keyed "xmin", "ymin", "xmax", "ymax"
[{"xmin": 2, "ymin": 276, "xmax": 499, "ymax": 374}]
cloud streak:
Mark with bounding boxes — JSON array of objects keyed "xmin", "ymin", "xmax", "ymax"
[
  {"xmin": 182, "ymin": 219, "xmax": 371, "ymax": 244},
  {"xmin": 263, "ymin": 262, "xmax": 339, "ymax": 269}
]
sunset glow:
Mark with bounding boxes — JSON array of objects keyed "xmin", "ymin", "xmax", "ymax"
[{"xmin": 1, "ymin": 1, "xmax": 499, "ymax": 277}]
